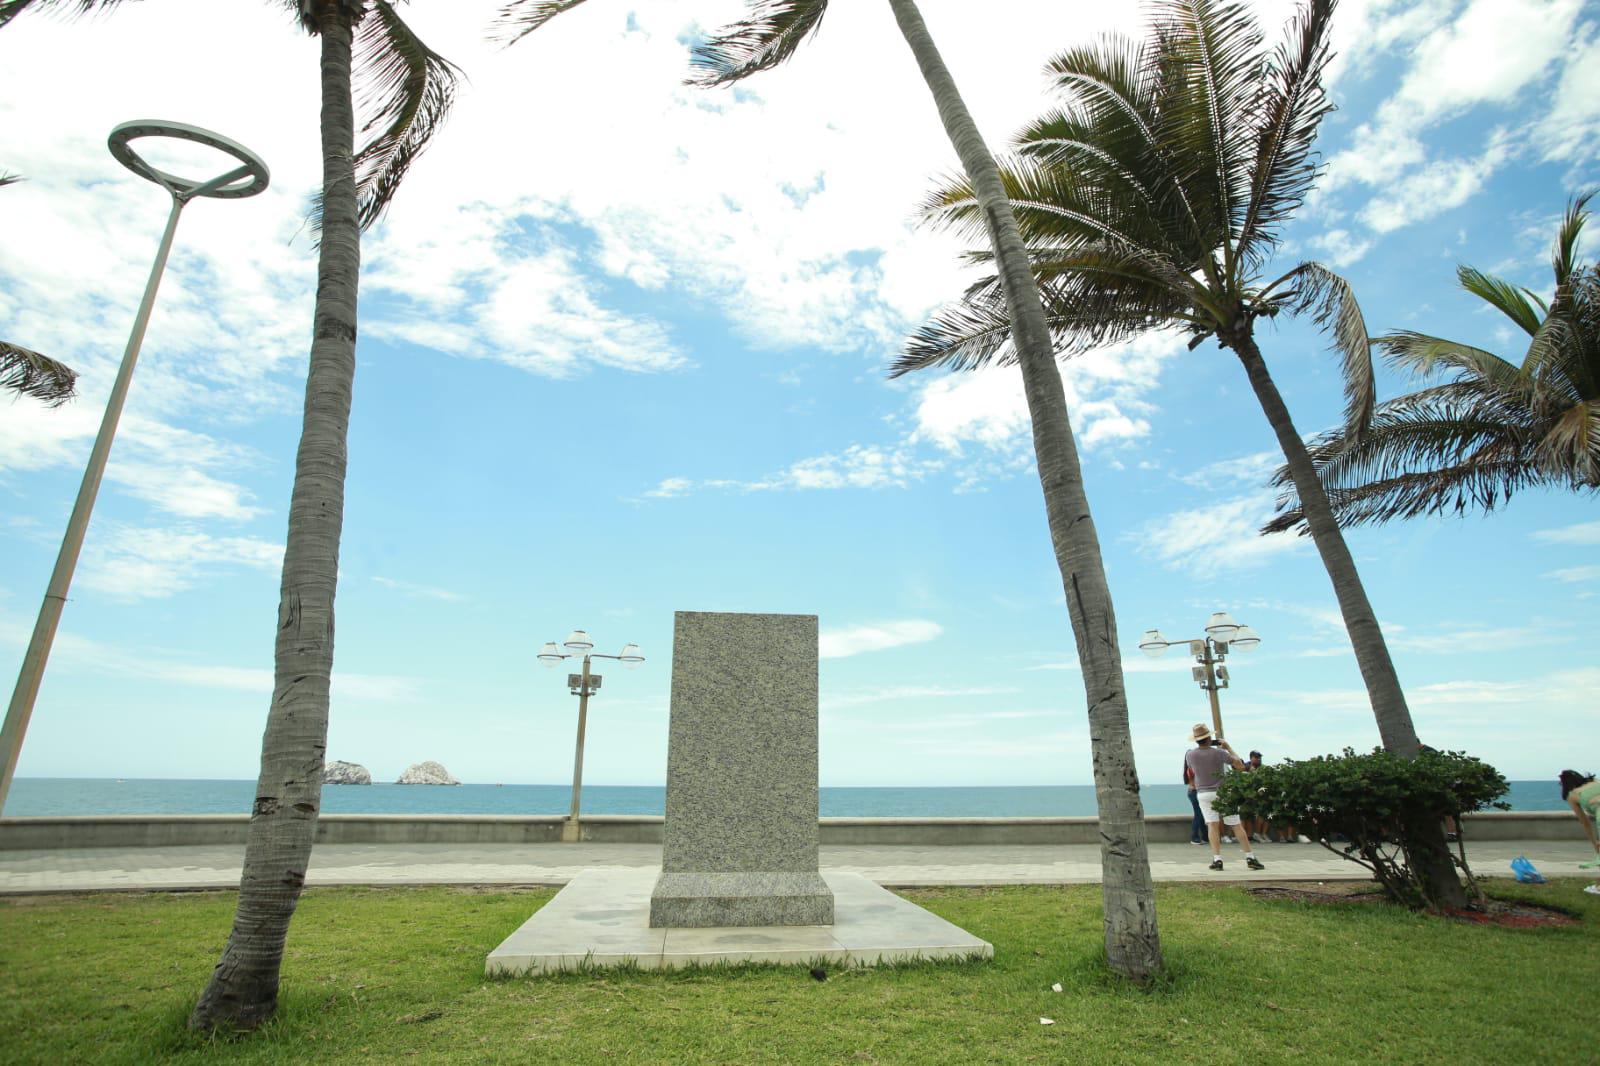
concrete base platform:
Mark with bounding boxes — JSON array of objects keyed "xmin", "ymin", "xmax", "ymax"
[{"xmin": 486, "ymin": 867, "xmax": 992, "ymax": 975}]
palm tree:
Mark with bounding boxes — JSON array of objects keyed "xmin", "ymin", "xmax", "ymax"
[
  {"xmin": 893, "ymin": 0, "xmax": 1466, "ymax": 908},
  {"xmin": 1264, "ymin": 194, "xmax": 1599, "ymax": 531},
  {"xmin": 0, "ymin": 0, "xmax": 460, "ymax": 1030},
  {"xmin": 1, "ymin": 176, "xmax": 77, "ymax": 405},
  {"xmin": 497, "ymin": 0, "xmax": 1164, "ymax": 978}
]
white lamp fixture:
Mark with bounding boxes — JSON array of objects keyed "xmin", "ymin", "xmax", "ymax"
[
  {"xmin": 1204, "ymin": 611, "xmax": 1240, "ymax": 639},
  {"xmin": 618, "ymin": 643, "xmax": 644, "ymax": 668},
  {"xmin": 564, "ymin": 629, "xmax": 594, "ymax": 655},
  {"xmin": 1230, "ymin": 625, "xmax": 1260, "ymax": 650},
  {"xmin": 537, "ymin": 641, "xmax": 564, "ymax": 667},
  {"xmin": 1137, "ymin": 629, "xmax": 1170, "ymax": 657}
]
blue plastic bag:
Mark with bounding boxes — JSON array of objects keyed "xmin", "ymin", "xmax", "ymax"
[{"xmin": 1510, "ymin": 856, "xmax": 1546, "ymax": 884}]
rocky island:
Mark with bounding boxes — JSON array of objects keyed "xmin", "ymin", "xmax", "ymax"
[
  {"xmin": 323, "ymin": 760, "xmax": 372, "ymax": 785},
  {"xmin": 397, "ymin": 760, "xmax": 460, "ymax": 785}
]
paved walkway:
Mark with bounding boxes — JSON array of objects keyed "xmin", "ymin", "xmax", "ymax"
[{"xmin": 2, "ymin": 838, "xmax": 1593, "ymax": 893}]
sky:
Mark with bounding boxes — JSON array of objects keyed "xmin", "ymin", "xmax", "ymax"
[{"xmin": 1, "ymin": 0, "xmax": 1597, "ymax": 798}]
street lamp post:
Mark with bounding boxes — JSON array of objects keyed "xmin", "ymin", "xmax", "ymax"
[
  {"xmin": 0, "ymin": 121, "xmax": 268, "ymax": 811},
  {"xmin": 538, "ymin": 630, "xmax": 644, "ymax": 843},
  {"xmin": 1137, "ymin": 612, "xmax": 1261, "ymax": 739}
]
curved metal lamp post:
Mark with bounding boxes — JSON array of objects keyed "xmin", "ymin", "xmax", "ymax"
[
  {"xmin": 538, "ymin": 630, "xmax": 644, "ymax": 842},
  {"xmin": 0, "ymin": 122, "xmax": 269, "ymax": 810},
  {"xmin": 1138, "ymin": 612, "xmax": 1261, "ymax": 740}
]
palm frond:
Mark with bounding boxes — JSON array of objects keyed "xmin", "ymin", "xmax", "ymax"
[
  {"xmin": 1040, "ymin": 38, "xmax": 1211, "ymax": 251},
  {"xmin": 1376, "ymin": 331, "xmax": 1523, "ymax": 389},
  {"xmin": 1534, "ymin": 400, "xmax": 1600, "ymax": 484},
  {"xmin": 687, "ymin": 0, "xmax": 828, "ymax": 88},
  {"xmin": 1458, "ymin": 266, "xmax": 1543, "ymax": 336},
  {"xmin": 1263, "ymin": 457, "xmax": 1558, "ymax": 533},
  {"xmin": 1235, "ymin": 0, "xmax": 1335, "ymax": 264},
  {"xmin": 893, "ymin": 292, "xmax": 1018, "ymax": 377},
  {"xmin": 1551, "ymin": 189, "xmax": 1594, "ymax": 289},
  {"xmin": 1284, "ymin": 260, "xmax": 1373, "ymax": 438},
  {"xmin": 0, "ymin": 0, "xmax": 134, "ymax": 29},
  {"xmin": 1262, "ymin": 386, "xmax": 1549, "ymax": 531},
  {"xmin": 492, "ymin": 0, "xmax": 595, "ymax": 45},
  {"xmin": 342, "ymin": 0, "xmax": 462, "ymax": 232},
  {"xmin": 0, "ymin": 172, "xmax": 20, "ymax": 187},
  {"xmin": 1, "ymin": 340, "xmax": 76, "ymax": 406},
  {"xmin": 1152, "ymin": 0, "xmax": 1265, "ymax": 246},
  {"xmin": 893, "ymin": 246, "xmax": 1196, "ymax": 378}
]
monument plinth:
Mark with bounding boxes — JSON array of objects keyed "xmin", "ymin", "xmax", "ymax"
[{"xmin": 649, "ymin": 611, "xmax": 834, "ymax": 927}]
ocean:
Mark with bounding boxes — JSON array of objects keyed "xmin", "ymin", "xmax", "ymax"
[{"xmin": 2, "ymin": 777, "xmax": 1570, "ymax": 818}]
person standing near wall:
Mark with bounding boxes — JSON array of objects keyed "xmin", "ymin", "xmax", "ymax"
[{"xmin": 1184, "ymin": 760, "xmax": 1206, "ymax": 845}]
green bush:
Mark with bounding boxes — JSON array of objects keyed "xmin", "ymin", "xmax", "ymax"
[{"xmin": 1213, "ymin": 747, "xmax": 1509, "ymax": 908}]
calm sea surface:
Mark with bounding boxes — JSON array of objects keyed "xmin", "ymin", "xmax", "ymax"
[{"xmin": 3, "ymin": 778, "xmax": 1569, "ymax": 818}]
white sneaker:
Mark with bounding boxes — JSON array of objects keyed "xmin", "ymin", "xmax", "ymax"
[
  {"xmin": 1297, "ymin": 835, "xmax": 1312, "ymax": 844},
  {"xmin": 1584, "ymin": 885, "xmax": 1600, "ymax": 895}
]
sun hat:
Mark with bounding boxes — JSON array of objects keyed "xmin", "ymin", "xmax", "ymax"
[{"xmin": 1191, "ymin": 723, "xmax": 1212, "ymax": 742}]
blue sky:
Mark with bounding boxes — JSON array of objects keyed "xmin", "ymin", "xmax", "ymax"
[{"xmin": 1, "ymin": 0, "xmax": 1596, "ymax": 796}]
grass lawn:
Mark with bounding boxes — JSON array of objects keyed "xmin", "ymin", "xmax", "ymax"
[{"xmin": 1, "ymin": 878, "xmax": 1592, "ymax": 1064}]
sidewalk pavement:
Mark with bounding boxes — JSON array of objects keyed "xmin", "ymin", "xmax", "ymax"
[{"xmin": 2, "ymin": 837, "xmax": 1594, "ymax": 894}]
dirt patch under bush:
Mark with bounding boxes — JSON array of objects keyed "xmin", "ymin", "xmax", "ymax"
[{"xmin": 1247, "ymin": 882, "xmax": 1579, "ymax": 927}]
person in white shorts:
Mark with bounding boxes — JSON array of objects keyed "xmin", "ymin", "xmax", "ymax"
[{"xmin": 1182, "ymin": 723, "xmax": 1263, "ymax": 872}]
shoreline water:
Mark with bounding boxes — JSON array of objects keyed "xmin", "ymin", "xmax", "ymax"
[{"xmin": 3, "ymin": 777, "xmax": 1570, "ymax": 819}]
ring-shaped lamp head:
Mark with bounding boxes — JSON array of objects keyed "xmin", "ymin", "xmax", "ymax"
[{"xmin": 108, "ymin": 120, "xmax": 269, "ymax": 200}]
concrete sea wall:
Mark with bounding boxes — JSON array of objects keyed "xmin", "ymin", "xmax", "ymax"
[{"xmin": 0, "ymin": 811, "xmax": 1581, "ymax": 850}]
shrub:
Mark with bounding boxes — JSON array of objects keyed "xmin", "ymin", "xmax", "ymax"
[{"xmin": 1213, "ymin": 747, "xmax": 1509, "ymax": 908}]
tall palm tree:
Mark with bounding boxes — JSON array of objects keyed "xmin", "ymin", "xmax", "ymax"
[
  {"xmin": 893, "ymin": 0, "xmax": 1466, "ymax": 907},
  {"xmin": 497, "ymin": 0, "xmax": 1163, "ymax": 978},
  {"xmin": 1265, "ymin": 194, "xmax": 1599, "ymax": 531},
  {"xmin": 1, "ymin": 175, "xmax": 77, "ymax": 405},
  {"xmin": 0, "ymin": 0, "xmax": 460, "ymax": 1030}
]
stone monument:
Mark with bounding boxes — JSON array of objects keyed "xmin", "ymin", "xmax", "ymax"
[
  {"xmin": 484, "ymin": 607, "xmax": 992, "ymax": 974},
  {"xmin": 650, "ymin": 610, "xmax": 834, "ymax": 927}
]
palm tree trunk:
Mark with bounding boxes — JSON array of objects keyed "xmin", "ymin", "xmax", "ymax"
[
  {"xmin": 884, "ymin": 0, "xmax": 1161, "ymax": 978},
  {"xmin": 1229, "ymin": 331, "xmax": 1466, "ymax": 909},
  {"xmin": 189, "ymin": 10, "xmax": 361, "ymax": 1031}
]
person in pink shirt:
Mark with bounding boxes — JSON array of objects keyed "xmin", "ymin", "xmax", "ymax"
[{"xmin": 1183, "ymin": 722, "xmax": 1263, "ymax": 872}]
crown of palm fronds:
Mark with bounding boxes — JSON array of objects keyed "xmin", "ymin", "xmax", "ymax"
[
  {"xmin": 1266, "ymin": 193, "xmax": 1600, "ymax": 532},
  {"xmin": 1, "ymin": 341, "xmax": 77, "ymax": 406},
  {"xmin": 895, "ymin": 0, "xmax": 1369, "ymax": 431}
]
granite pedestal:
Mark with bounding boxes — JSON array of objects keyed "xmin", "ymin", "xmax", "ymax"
[
  {"xmin": 485, "ymin": 867, "xmax": 993, "ymax": 974},
  {"xmin": 649, "ymin": 611, "xmax": 833, "ymax": 927}
]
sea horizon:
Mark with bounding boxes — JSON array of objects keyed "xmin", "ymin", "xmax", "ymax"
[{"xmin": 3, "ymin": 777, "xmax": 1571, "ymax": 819}]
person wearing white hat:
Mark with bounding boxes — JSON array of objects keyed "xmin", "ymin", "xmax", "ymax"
[{"xmin": 1184, "ymin": 722, "xmax": 1263, "ymax": 872}]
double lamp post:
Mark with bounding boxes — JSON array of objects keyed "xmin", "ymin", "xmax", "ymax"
[
  {"xmin": 1138, "ymin": 612, "xmax": 1260, "ymax": 739},
  {"xmin": 538, "ymin": 630, "xmax": 643, "ymax": 842}
]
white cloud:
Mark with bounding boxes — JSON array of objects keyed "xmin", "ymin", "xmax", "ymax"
[
  {"xmin": 819, "ymin": 619, "xmax": 943, "ymax": 659},
  {"xmin": 1028, "ymin": 655, "xmax": 1200, "ymax": 675},
  {"xmin": 1544, "ymin": 564, "xmax": 1600, "ymax": 584},
  {"xmin": 0, "ymin": 617, "xmax": 420, "ymax": 702},
  {"xmin": 1320, "ymin": 0, "xmax": 1591, "ymax": 237},
  {"xmin": 371, "ymin": 576, "xmax": 464, "ymax": 602},
  {"xmin": 1305, "ymin": 228, "xmax": 1375, "ymax": 268},
  {"xmin": 822, "ymin": 684, "xmax": 1019, "ymax": 710},
  {"xmin": 1533, "ymin": 520, "xmax": 1600, "ymax": 546},
  {"xmin": 908, "ymin": 331, "xmax": 1183, "ymax": 468},
  {"xmin": 1130, "ymin": 493, "xmax": 1307, "ymax": 575},
  {"xmin": 643, "ymin": 477, "xmax": 694, "ymax": 499},
  {"xmin": 76, "ymin": 525, "xmax": 282, "ymax": 600}
]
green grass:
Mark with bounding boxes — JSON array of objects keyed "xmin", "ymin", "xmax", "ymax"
[{"xmin": 2, "ymin": 879, "xmax": 1592, "ymax": 1064}]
